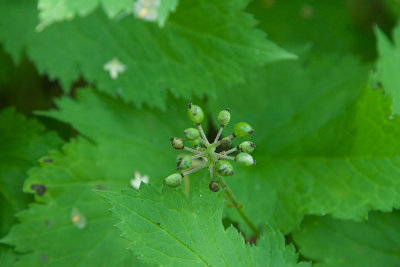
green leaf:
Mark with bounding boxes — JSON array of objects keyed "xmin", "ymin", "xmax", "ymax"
[
  {"xmin": 1, "ymin": 88, "xmax": 193, "ymax": 266},
  {"xmin": 292, "ymin": 212, "xmax": 400, "ymax": 267},
  {"xmin": 0, "ymin": 108, "xmax": 62, "ymax": 266},
  {"xmin": 247, "ymin": 0, "xmax": 357, "ymax": 55},
  {"xmin": 1, "ymin": 138, "xmax": 145, "ymax": 266},
  {"xmin": 0, "ymin": 108, "xmax": 62, "ymax": 237},
  {"xmin": 0, "ymin": 0, "xmax": 294, "ymax": 109},
  {"xmin": 375, "ymin": 20, "xmax": 400, "ymax": 115},
  {"xmin": 98, "ymin": 185, "xmax": 308, "ymax": 266},
  {"xmin": 207, "ymin": 53, "xmax": 400, "ymax": 234},
  {"xmin": 37, "ymin": 0, "xmax": 178, "ymax": 30}
]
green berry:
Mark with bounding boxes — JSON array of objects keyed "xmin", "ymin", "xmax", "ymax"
[
  {"xmin": 235, "ymin": 152, "xmax": 255, "ymax": 167},
  {"xmin": 164, "ymin": 173, "xmax": 183, "ymax": 188},
  {"xmin": 218, "ymin": 109, "xmax": 231, "ymax": 126},
  {"xmin": 239, "ymin": 141, "xmax": 256, "ymax": 153},
  {"xmin": 170, "ymin": 137, "xmax": 184, "ymax": 150},
  {"xmin": 187, "ymin": 103, "xmax": 204, "ymax": 124},
  {"xmin": 183, "ymin": 128, "xmax": 200, "ymax": 140},
  {"xmin": 189, "ymin": 138, "xmax": 201, "ymax": 147},
  {"xmin": 221, "ymin": 137, "xmax": 232, "ymax": 148},
  {"xmin": 209, "ymin": 181, "xmax": 220, "ymax": 192},
  {"xmin": 233, "ymin": 122, "xmax": 254, "ymax": 138},
  {"xmin": 216, "ymin": 160, "xmax": 234, "ymax": 176},
  {"xmin": 177, "ymin": 155, "xmax": 192, "ymax": 170}
]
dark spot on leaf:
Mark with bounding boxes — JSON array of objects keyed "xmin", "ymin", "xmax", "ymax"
[
  {"xmin": 31, "ymin": 184, "xmax": 46, "ymax": 197},
  {"xmin": 157, "ymin": 222, "xmax": 161, "ymax": 226},
  {"xmin": 45, "ymin": 219, "xmax": 53, "ymax": 228},
  {"xmin": 43, "ymin": 158, "xmax": 53, "ymax": 163},
  {"xmin": 96, "ymin": 184, "xmax": 105, "ymax": 190},
  {"xmin": 40, "ymin": 254, "xmax": 48, "ymax": 263}
]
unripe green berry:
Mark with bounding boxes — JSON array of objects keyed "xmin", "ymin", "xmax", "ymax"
[
  {"xmin": 233, "ymin": 122, "xmax": 254, "ymax": 138},
  {"xmin": 239, "ymin": 141, "xmax": 256, "ymax": 153},
  {"xmin": 164, "ymin": 173, "xmax": 183, "ymax": 188},
  {"xmin": 170, "ymin": 137, "xmax": 184, "ymax": 150},
  {"xmin": 216, "ymin": 160, "xmax": 234, "ymax": 176},
  {"xmin": 183, "ymin": 128, "xmax": 200, "ymax": 140},
  {"xmin": 221, "ymin": 137, "xmax": 232, "ymax": 148},
  {"xmin": 235, "ymin": 152, "xmax": 255, "ymax": 167},
  {"xmin": 189, "ymin": 138, "xmax": 201, "ymax": 147},
  {"xmin": 177, "ymin": 155, "xmax": 192, "ymax": 170},
  {"xmin": 209, "ymin": 181, "xmax": 220, "ymax": 192},
  {"xmin": 218, "ymin": 109, "xmax": 231, "ymax": 126},
  {"xmin": 187, "ymin": 103, "xmax": 204, "ymax": 124}
]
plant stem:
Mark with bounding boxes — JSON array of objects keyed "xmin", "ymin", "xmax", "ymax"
[
  {"xmin": 196, "ymin": 124, "xmax": 210, "ymax": 145},
  {"xmin": 192, "ymin": 151, "xmax": 207, "ymax": 159},
  {"xmin": 225, "ymin": 147, "xmax": 238, "ymax": 155},
  {"xmin": 217, "ymin": 154, "xmax": 235, "ymax": 161},
  {"xmin": 218, "ymin": 177, "xmax": 260, "ymax": 237},
  {"xmin": 213, "ymin": 126, "xmax": 224, "ymax": 143},
  {"xmin": 184, "ymin": 147, "xmax": 200, "ymax": 153},
  {"xmin": 182, "ymin": 163, "xmax": 207, "ymax": 176},
  {"xmin": 209, "ymin": 165, "xmax": 214, "ymax": 181}
]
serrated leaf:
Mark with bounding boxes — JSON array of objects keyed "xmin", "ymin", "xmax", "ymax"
[
  {"xmin": 1, "ymin": 89, "xmax": 196, "ymax": 266},
  {"xmin": 375, "ymin": 20, "xmax": 400, "ymax": 115},
  {"xmin": 37, "ymin": 0, "xmax": 177, "ymax": 30},
  {"xmin": 206, "ymin": 53, "xmax": 400, "ymax": 234},
  {"xmin": 0, "ymin": 108, "xmax": 62, "ymax": 266},
  {"xmin": 292, "ymin": 212, "xmax": 400, "ymax": 266},
  {"xmin": 0, "ymin": 108, "xmax": 62, "ymax": 237},
  {"xmin": 0, "ymin": 0, "xmax": 294, "ymax": 109},
  {"xmin": 98, "ymin": 185, "xmax": 308, "ymax": 266}
]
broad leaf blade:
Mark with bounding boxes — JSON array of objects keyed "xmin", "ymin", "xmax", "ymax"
[
  {"xmin": 98, "ymin": 185, "xmax": 308, "ymax": 266},
  {"xmin": 0, "ymin": 0, "xmax": 294, "ymax": 109},
  {"xmin": 293, "ymin": 212, "xmax": 400, "ymax": 266},
  {"xmin": 375, "ymin": 21, "xmax": 400, "ymax": 115}
]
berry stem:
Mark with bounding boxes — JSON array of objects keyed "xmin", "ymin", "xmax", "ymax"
[
  {"xmin": 225, "ymin": 147, "xmax": 238, "ymax": 155},
  {"xmin": 218, "ymin": 176, "xmax": 260, "ymax": 237},
  {"xmin": 184, "ymin": 147, "xmax": 200, "ymax": 154},
  {"xmin": 209, "ymin": 165, "xmax": 214, "ymax": 181},
  {"xmin": 191, "ymin": 151, "xmax": 207, "ymax": 160},
  {"xmin": 198, "ymin": 138, "xmax": 209, "ymax": 146},
  {"xmin": 213, "ymin": 126, "xmax": 224, "ymax": 143},
  {"xmin": 182, "ymin": 163, "xmax": 207, "ymax": 176},
  {"xmin": 196, "ymin": 124, "xmax": 210, "ymax": 145},
  {"xmin": 217, "ymin": 154, "xmax": 235, "ymax": 161}
]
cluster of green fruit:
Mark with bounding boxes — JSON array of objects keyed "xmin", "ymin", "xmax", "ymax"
[{"xmin": 164, "ymin": 103, "xmax": 256, "ymax": 192}]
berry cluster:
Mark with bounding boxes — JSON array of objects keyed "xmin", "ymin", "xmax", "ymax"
[{"xmin": 164, "ymin": 103, "xmax": 256, "ymax": 192}]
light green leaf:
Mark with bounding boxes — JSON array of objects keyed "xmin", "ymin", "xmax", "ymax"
[
  {"xmin": 207, "ymin": 53, "xmax": 400, "ymax": 234},
  {"xmin": 0, "ymin": 0, "xmax": 294, "ymax": 109},
  {"xmin": 375, "ymin": 20, "xmax": 400, "ymax": 115},
  {"xmin": 37, "ymin": 0, "xmax": 177, "ymax": 30},
  {"xmin": 98, "ymin": 185, "xmax": 308, "ymax": 266},
  {"xmin": 292, "ymin": 211, "xmax": 400, "ymax": 267}
]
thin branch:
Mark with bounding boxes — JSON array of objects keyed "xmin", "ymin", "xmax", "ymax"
[
  {"xmin": 196, "ymin": 124, "xmax": 210, "ymax": 145},
  {"xmin": 213, "ymin": 126, "xmax": 224, "ymax": 143},
  {"xmin": 198, "ymin": 138, "xmax": 208, "ymax": 146},
  {"xmin": 217, "ymin": 154, "xmax": 235, "ymax": 161},
  {"xmin": 182, "ymin": 163, "xmax": 208, "ymax": 176},
  {"xmin": 184, "ymin": 147, "xmax": 200, "ymax": 154},
  {"xmin": 218, "ymin": 176, "xmax": 260, "ymax": 237},
  {"xmin": 225, "ymin": 147, "xmax": 238, "ymax": 155},
  {"xmin": 191, "ymin": 151, "xmax": 207, "ymax": 160},
  {"xmin": 209, "ymin": 165, "xmax": 214, "ymax": 181}
]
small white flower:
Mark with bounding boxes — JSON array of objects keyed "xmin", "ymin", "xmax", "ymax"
[
  {"xmin": 133, "ymin": 0, "xmax": 161, "ymax": 21},
  {"xmin": 130, "ymin": 171, "xmax": 149, "ymax": 190},
  {"xmin": 103, "ymin": 58, "xmax": 126, "ymax": 79}
]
